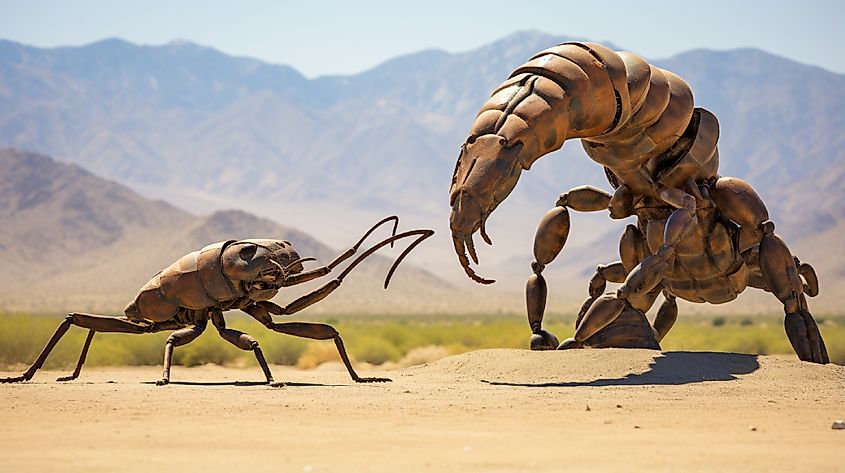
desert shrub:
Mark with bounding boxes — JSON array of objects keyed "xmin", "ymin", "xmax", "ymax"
[
  {"xmin": 174, "ymin": 333, "xmax": 242, "ymax": 367},
  {"xmin": 397, "ymin": 345, "xmax": 449, "ymax": 367},
  {"xmin": 350, "ymin": 335, "xmax": 402, "ymax": 364},
  {"xmin": 263, "ymin": 337, "xmax": 309, "ymax": 365},
  {"xmin": 3, "ymin": 313, "xmax": 844, "ymax": 369},
  {"xmin": 296, "ymin": 342, "xmax": 341, "ymax": 369}
]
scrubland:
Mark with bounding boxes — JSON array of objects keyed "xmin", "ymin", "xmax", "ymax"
[{"xmin": 2, "ymin": 312, "xmax": 842, "ymax": 371}]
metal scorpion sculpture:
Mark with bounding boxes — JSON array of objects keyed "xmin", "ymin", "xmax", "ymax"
[
  {"xmin": 2, "ymin": 216, "xmax": 434, "ymax": 385},
  {"xmin": 449, "ymin": 41, "xmax": 828, "ymax": 363}
]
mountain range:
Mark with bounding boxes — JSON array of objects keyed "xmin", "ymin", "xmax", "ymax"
[
  {"xmin": 1, "ymin": 30, "xmax": 843, "ymax": 314},
  {"xmin": 0, "ymin": 149, "xmax": 458, "ymax": 314}
]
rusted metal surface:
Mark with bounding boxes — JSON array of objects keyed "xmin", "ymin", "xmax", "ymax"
[
  {"xmin": 2, "ymin": 216, "xmax": 434, "ymax": 384},
  {"xmin": 449, "ymin": 42, "xmax": 827, "ymax": 363}
]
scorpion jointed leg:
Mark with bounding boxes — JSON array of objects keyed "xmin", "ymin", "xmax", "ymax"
[
  {"xmin": 527, "ymin": 186, "xmax": 617, "ymax": 350},
  {"xmin": 709, "ymin": 176, "xmax": 828, "ymax": 363},
  {"xmin": 759, "ymin": 225, "xmax": 829, "ymax": 363},
  {"xmin": 653, "ymin": 292, "xmax": 678, "ymax": 343},
  {"xmin": 561, "ymin": 288, "xmax": 661, "ymax": 350},
  {"xmin": 575, "ymin": 261, "xmax": 627, "ymax": 327}
]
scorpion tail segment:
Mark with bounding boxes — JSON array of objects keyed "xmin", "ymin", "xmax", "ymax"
[
  {"xmin": 337, "ymin": 229, "xmax": 435, "ymax": 283},
  {"xmin": 452, "ymin": 235, "xmax": 496, "ymax": 285},
  {"xmin": 352, "ymin": 215, "xmax": 400, "ymax": 252},
  {"xmin": 384, "ymin": 229, "xmax": 435, "ymax": 289}
]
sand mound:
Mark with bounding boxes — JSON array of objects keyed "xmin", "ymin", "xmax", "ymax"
[{"xmin": 408, "ymin": 348, "xmax": 843, "ymax": 391}]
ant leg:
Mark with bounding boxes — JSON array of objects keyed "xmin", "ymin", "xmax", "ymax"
[
  {"xmin": 158, "ymin": 320, "xmax": 208, "ymax": 386},
  {"xmin": 56, "ymin": 330, "xmax": 95, "ymax": 382},
  {"xmin": 267, "ymin": 321, "xmax": 390, "ymax": 383},
  {"xmin": 211, "ymin": 310, "xmax": 274, "ymax": 384},
  {"xmin": 1, "ymin": 312, "xmax": 161, "ymax": 383}
]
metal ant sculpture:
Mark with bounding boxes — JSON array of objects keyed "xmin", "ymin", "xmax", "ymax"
[
  {"xmin": 2, "ymin": 216, "xmax": 434, "ymax": 385},
  {"xmin": 449, "ymin": 41, "xmax": 828, "ymax": 363}
]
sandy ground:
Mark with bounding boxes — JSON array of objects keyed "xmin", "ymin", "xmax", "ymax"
[{"xmin": 1, "ymin": 349, "xmax": 843, "ymax": 472}]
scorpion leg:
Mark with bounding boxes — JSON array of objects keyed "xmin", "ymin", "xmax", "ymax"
[
  {"xmin": 158, "ymin": 320, "xmax": 208, "ymax": 386},
  {"xmin": 211, "ymin": 309, "xmax": 274, "ymax": 384},
  {"xmin": 560, "ymin": 284, "xmax": 662, "ymax": 350},
  {"xmin": 759, "ymin": 224, "xmax": 828, "ymax": 364},
  {"xmin": 711, "ymin": 177, "xmax": 827, "ymax": 364},
  {"xmin": 1, "ymin": 312, "xmax": 176, "ymax": 383},
  {"xmin": 575, "ymin": 261, "xmax": 627, "ymax": 328},
  {"xmin": 527, "ymin": 186, "xmax": 613, "ymax": 350},
  {"xmin": 653, "ymin": 292, "xmax": 678, "ymax": 342},
  {"xmin": 618, "ymin": 187, "xmax": 695, "ymax": 299},
  {"xmin": 563, "ymin": 224, "xmax": 661, "ymax": 350}
]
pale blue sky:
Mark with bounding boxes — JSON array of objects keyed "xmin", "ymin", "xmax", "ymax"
[{"xmin": 1, "ymin": 0, "xmax": 843, "ymax": 77}]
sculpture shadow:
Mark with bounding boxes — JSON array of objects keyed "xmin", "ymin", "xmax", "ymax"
[
  {"xmin": 141, "ymin": 380, "xmax": 343, "ymax": 387},
  {"xmin": 482, "ymin": 351, "xmax": 760, "ymax": 388}
]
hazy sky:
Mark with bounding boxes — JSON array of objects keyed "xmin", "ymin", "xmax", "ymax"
[{"xmin": 1, "ymin": 0, "xmax": 843, "ymax": 77}]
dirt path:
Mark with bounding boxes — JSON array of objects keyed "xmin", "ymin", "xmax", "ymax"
[{"xmin": 2, "ymin": 349, "xmax": 843, "ymax": 472}]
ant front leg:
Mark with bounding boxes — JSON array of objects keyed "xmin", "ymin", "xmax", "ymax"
[
  {"xmin": 243, "ymin": 301, "xmax": 390, "ymax": 384},
  {"xmin": 210, "ymin": 309, "xmax": 274, "ymax": 384}
]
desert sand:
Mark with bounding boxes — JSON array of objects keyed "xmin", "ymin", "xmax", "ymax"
[{"xmin": 1, "ymin": 349, "xmax": 843, "ymax": 472}]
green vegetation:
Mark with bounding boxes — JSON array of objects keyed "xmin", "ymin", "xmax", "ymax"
[{"xmin": 1, "ymin": 312, "xmax": 842, "ymax": 370}]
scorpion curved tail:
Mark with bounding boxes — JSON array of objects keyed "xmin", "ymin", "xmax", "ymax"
[{"xmin": 337, "ymin": 229, "xmax": 435, "ymax": 288}]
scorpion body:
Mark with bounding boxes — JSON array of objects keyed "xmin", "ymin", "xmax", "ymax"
[
  {"xmin": 450, "ymin": 42, "xmax": 828, "ymax": 363},
  {"xmin": 2, "ymin": 217, "xmax": 434, "ymax": 385}
]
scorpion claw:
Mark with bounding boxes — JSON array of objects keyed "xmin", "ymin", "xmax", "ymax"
[
  {"xmin": 465, "ymin": 234, "xmax": 479, "ymax": 265},
  {"xmin": 479, "ymin": 217, "xmax": 493, "ymax": 246},
  {"xmin": 452, "ymin": 235, "xmax": 495, "ymax": 285}
]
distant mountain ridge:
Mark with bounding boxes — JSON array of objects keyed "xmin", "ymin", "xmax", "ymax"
[
  {"xmin": 0, "ymin": 149, "xmax": 453, "ymax": 314},
  {"xmin": 1, "ymin": 31, "xmax": 843, "ymax": 313}
]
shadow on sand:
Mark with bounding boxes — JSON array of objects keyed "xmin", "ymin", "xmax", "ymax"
[
  {"xmin": 482, "ymin": 351, "xmax": 760, "ymax": 388},
  {"xmin": 141, "ymin": 380, "xmax": 344, "ymax": 387}
]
